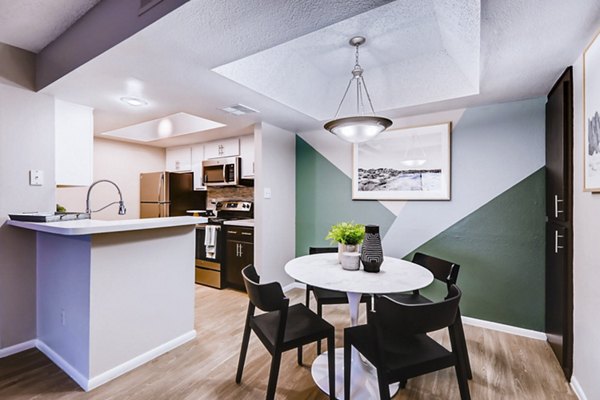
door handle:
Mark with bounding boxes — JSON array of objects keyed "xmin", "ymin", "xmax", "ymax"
[
  {"xmin": 554, "ymin": 230, "xmax": 564, "ymax": 254},
  {"xmin": 239, "ymin": 244, "xmax": 243, "ymax": 257},
  {"xmin": 554, "ymin": 195, "xmax": 564, "ymax": 218},
  {"xmin": 236, "ymin": 243, "xmax": 240, "ymax": 257}
]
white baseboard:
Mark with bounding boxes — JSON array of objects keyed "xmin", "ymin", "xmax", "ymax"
[
  {"xmin": 87, "ymin": 330, "xmax": 196, "ymax": 391},
  {"xmin": 36, "ymin": 340, "xmax": 89, "ymax": 390},
  {"xmin": 461, "ymin": 316, "xmax": 546, "ymax": 340},
  {"xmin": 0, "ymin": 339, "xmax": 37, "ymax": 358},
  {"xmin": 570, "ymin": 376, "xmax": 588, "ymax": 400},
  {"xmin": 37, "ymin": 330, "xmax": 196, "ymax": 391},
  {"xmin": 282, "ymin": 282, "xmax": 305, "ymax": 292}
]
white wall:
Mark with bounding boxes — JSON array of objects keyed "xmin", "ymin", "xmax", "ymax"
[
  {"xmin": 254, "ymin": 123, "xmax": 296, "ymax": 285},
  {"xmin": 56, "ymin": 138, "xmax": 165, "ymax": 220},
  {"xmin": 0, "ymin": 75, "xmax": 56, "ymax": 348},
  {"xmin": 572, "ymin": 36, "xmax": 600, "ymax": 400}
]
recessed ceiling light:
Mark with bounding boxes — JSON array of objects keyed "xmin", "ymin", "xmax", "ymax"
[
  {"xmin": 120, "ymin": 96, "xmax": 148, "ymax": 107},
  {"xmin": 220, "ymin": 104, "xmax": 259, "ymax": 116}
]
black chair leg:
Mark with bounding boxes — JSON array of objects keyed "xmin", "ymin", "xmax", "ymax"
[
  {"xmin": 317, "ymin": 303, "xmax": 323, "ymax": 355},
  {"xmin": 327, "ymin": 334, "xmax": 335, "ymax": 399},
  {"xmin": 235, "ymin": 321, "xmax": 252, "ymax": 384},
  {"xmin": 266, "ymin": 351, "xmax": 282, "ymax": 400},
  {"xmin": 305, "ymin": 286, "xmax": 311, "ymax": 308},
  {"xmin": 376, "ymin": 369, "xmax": 390, "ymax": 400},
  {"xmin": 344, "ymin": 340, "xmax": 351, "ymax": 400},
  {"xmin": 456, "ymin": 312, "xmax": 473, "ymax": 379},
  {"xmin": 297, "ymin": 346, "xmax": 303, "ymax": 366},
  {"xmin": 454, "ymin": 357, "xmax": 471, "ymax": 400}
]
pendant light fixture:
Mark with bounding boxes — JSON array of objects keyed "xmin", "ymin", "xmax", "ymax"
[{"xmin": 324, "ymin": 36, "xmax": 392, "ymax": 143}]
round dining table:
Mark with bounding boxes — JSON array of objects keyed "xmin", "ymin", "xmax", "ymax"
[{"xmin": 284, "ymin": 252, "xmax": 434, "ymax": 400}]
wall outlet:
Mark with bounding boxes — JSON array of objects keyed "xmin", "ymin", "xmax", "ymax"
[
  {"xmin": 264, "ymin": 188, "xmax": 272, "ymax": 199},
  {"xmin": 29, "ymin": 170, "xmax": 44, "ymax": 186}
]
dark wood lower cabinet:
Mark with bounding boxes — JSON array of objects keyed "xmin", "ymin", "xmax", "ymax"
[{"xmin": 225, "ymin": 226, "xmax": 254, "ymax": 290}]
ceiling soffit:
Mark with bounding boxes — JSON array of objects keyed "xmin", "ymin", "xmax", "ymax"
[{"xmin": 213, "ymin": 0, "xmax": 481, "ymax": 121}]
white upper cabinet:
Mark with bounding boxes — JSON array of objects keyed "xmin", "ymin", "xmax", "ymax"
[
  {"xmin": 204, "ymin": 138, "xmax": 239, "ymax": 159},
  {"xmin": 240, "ymin": 134, "xmax": 255, "ymax": 178},
  {"xmin": 191, "ymin": 144, "xmax": 205, "ymax": 190},
  {"xmin": 55, "ymin": 99, "xmax": 94, "ymax": 186},
  {"xmin": 165, "ymin": 146, "xmax": 192, "ymax": 172}
]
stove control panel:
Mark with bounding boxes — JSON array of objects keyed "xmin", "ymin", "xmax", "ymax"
[{"xmin": 215, "ymin": 201, "xmax": 253, "ymax": 212}]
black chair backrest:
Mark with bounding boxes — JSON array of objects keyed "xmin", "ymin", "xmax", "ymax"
[
  {"xmin": 412, "ymin": 252, "xmax": 460, "ymax": 286},
  {"xmin": 309, "ymin": 246, "xmax": 338, "ymax": 255},
  {"xmin": 241, "ymin": 265, "xmax": 287, "ymax": 312},
  {"xmin": 374, "ymin": 285, "xmax": 461, "ymax": 336}
]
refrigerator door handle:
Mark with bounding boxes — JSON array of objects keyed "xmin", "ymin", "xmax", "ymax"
[{"xmin": 158, "ymin": 173, "xmax": 165, "ymax": 203}]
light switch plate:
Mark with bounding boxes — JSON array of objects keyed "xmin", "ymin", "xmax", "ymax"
[
  {"xmin": 29, "ymin": 170, "xmax": 44, "ymax": 186},
  {"xmin": 264, "ymin": 187, "xmax": 272, "ymax": 199}
]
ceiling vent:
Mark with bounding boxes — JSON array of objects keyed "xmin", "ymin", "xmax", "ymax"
[{"xmin": 220, "ymin": 104, "xmax": 260, "ymax": 116}]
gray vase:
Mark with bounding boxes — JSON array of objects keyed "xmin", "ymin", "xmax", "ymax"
[{"xmin": 361, "ymin": 225, "xmax": 383, "ymax": 272}]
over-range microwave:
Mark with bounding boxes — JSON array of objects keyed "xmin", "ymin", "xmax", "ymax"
[{"xmin": 202, "ymin": 156, "xmax": 240, "ymax": 187}]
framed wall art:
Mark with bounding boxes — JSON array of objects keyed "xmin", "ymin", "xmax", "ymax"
[
  {"xmin": 352, "ymin": 122, "xmax": 451, "ymax": 200},
  {"xmin": 584, "ymin": 30, "xmax": 600, "ymax": 192}
]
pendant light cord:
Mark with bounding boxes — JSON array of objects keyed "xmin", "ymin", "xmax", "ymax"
[{"xmin": 332, "ymin": 43, "xmax": 378, "ymax": 118}]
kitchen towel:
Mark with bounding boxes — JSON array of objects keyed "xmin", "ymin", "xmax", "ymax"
[{"xmin": 205, "ymin": 225, "xmax": 218, "ymax": 259}]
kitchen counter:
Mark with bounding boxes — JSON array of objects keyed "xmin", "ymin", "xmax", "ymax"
[
  {"xmin": 9, "ymin": 216, "xmax": 200, "ymax": 391},
  {"xmin": 8, "ymin": 216, "xmax": 207, "ymax": 235},
  {"xmin": 223, "ymin": 219, "xmax": 254, "ymax": 228}
]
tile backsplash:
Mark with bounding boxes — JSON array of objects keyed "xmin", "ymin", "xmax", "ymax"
[{"xmin": 207, "ymin": 186, "xmax": 254, "ymax": 209}]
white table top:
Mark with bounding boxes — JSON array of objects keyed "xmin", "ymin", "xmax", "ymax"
[
  {"xmin": 285, "ymin": 253, "xmax": 433, "ymax": 294},
  {"xmin": 7, "ymin": 216, "xmax": 207, "ymax": 236}
]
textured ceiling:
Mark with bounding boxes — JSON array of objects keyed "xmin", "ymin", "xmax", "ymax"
[
  {"xmin": 38, "ymin": 0, "xmax": 600, "ymax": 147},
  {"xmin": 213, "ymin": 0, "xmax": 480, "ymax": 120},
  {"xmin": 0, "ymin": 0, "xmax": 101, "ymax": 53}
]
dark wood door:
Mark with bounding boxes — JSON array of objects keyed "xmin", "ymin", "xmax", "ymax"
[{"xmin": 545, "ymin": 67, "xmax": 573, "ymax": 380}]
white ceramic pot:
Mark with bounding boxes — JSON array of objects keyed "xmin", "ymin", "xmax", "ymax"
[
  {"xmin": 341, "ymin": 251, "xmax": 361, "ymax": 271},
  {"xmin": 337, "ymin": 243, "xmax": 359, "ymax": 263}
]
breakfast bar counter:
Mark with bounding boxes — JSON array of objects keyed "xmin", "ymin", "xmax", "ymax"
[{"xmin": 8, "ymin": 216, "xmax": 205, "ymax": 391}]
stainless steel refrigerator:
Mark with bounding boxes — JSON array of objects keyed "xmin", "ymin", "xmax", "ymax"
[{"xmin": 140, "ymin": 172, "xmax": 206, "ymax": 218}]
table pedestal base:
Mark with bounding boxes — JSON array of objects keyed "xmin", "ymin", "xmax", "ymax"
[{"xmin": 311, "ymin": 348, "xmax": 399, "ymax": 400}]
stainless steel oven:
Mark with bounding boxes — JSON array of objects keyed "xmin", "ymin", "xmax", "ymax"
[
  {"xmin": 195, "ymin": 200, "xmax": 253, "ymax": 289},
  {"xmin": 195, "ymin": 224, "xmax": 223, "ymax": 288},
  {"xmin": 202, "ymin": 156, "xmax": 240, "ymax": 187}
]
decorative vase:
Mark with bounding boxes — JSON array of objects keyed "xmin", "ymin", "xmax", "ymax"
[
  {"xmin": 361, "ymin": 225, "xmax": 383, "ymax": 273},
  {"xmin": 340, "ymin": 252, "xmax": 361, "ymax": 271},
  {"xmin": 338, "ymin": 243, "xmax": 359, "ymax": 263}
]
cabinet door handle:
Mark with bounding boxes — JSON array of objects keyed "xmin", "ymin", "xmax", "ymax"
[
  {"xmin": 554, "ymin": 195, "xmax": 564, "ymax": 218},
  {"xmin": 554, "ymin": 230, "xmax": 565, "ymax": 254},
  {"xmin": 239, "ymin": 244, "xmax": 243, "ymax": 257},
  {"xmin": 241, "ymin": 232, "xmax": 252, "ymax": 236}
]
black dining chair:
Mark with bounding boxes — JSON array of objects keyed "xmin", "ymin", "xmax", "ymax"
[
  {"xmin": 344, "ymin": 285, "xmax": 470, "ymax": 400},
  {"xmin": 385, "ymin": 252, "xmax": 472, "ymax": 380},
  {"xmin": 236, "ymin": 265, "xmax": 336, "ymax": 400},
  {"xmin": 305, "ymin": 246, "xmax": 371, "ymax": 354}
]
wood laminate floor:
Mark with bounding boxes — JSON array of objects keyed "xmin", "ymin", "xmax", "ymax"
[{"xmin": 0, "ymin": 285, "xmax": 575, "ymax": 399}]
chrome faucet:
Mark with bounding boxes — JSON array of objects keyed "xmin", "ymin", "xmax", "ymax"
[{"xmin": 85, "ymin": 179, "xmax": 126, "ymax": 215}]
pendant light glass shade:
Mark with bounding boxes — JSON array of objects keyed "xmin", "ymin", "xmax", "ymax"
[
  {"xmin": 324, "ymin": 36, "xmax": 392, "ymax": 143},
  {"xmin": 324, "ymin": 116, "xmax": 392, "ymax": 143}
]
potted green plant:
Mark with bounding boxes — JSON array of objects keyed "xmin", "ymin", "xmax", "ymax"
[{"xmin": 325, "ymin": 222, "xmax": 365, "ymax": 265}]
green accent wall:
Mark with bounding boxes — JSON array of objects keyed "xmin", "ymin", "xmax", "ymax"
[
  {"xmin": 407, "ymin": 168, "xmax": 546, "ymax": 331},
  {"xmin": 296, "ymin": 136, "xmax": 396, "ymax": 256}
]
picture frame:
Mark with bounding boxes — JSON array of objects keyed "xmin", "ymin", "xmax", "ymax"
[
  {"xmin": 584, "ymin": 30, "xmax": 600, "ymax": 192},
  {"xmin": 352, "ymin": 122, "xmax": 451, "ymax": 200}
]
